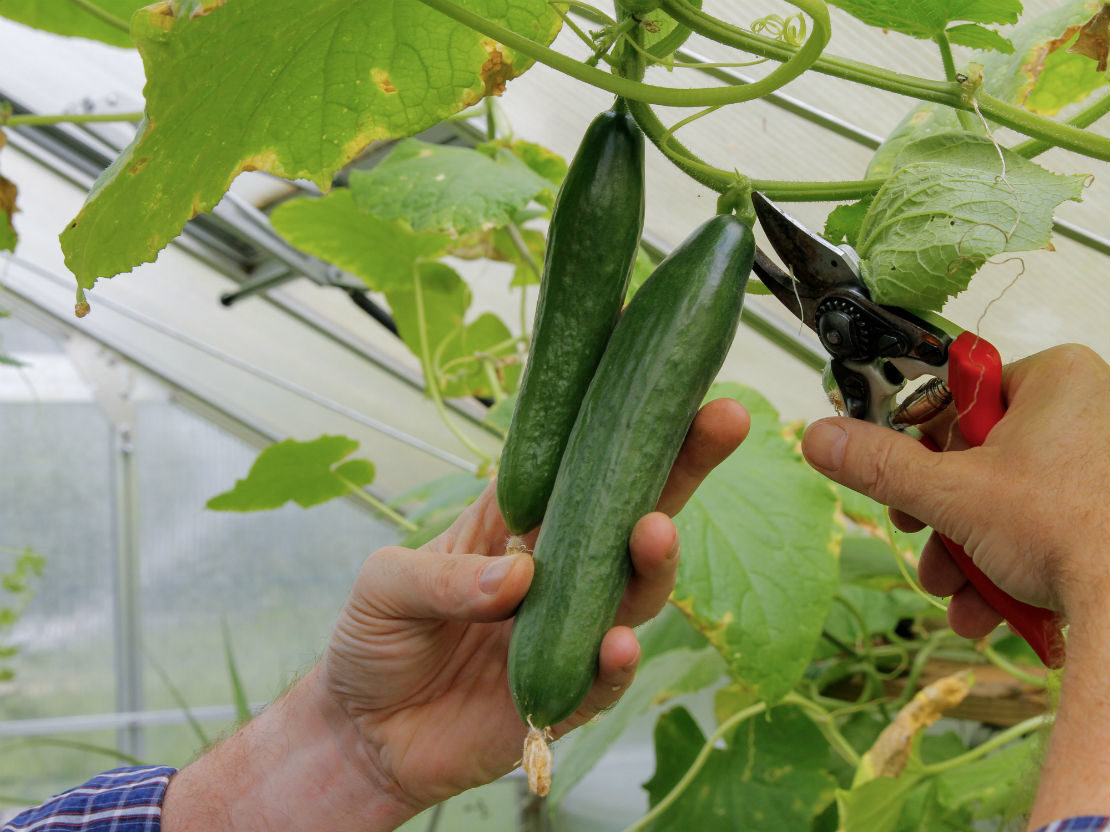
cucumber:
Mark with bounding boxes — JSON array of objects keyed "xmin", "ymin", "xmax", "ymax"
[
  {"xmin": 508, "ymin": 213, "xmax": 755, "ymax": 730},
  {"xmin": 497, "ymin": 106, "xmax": 645, "ymax": 535}
]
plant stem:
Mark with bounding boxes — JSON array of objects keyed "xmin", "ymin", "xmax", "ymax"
[
  {"xmin": 3, "ymin": 111, "xmax": 144, "ymax": 127},
  {"xmin": 411, "ymin": 266, "xmax": 494, "ymax": 470},
  {"xmin": 920, "ymin": 713, "xmax": 1052, "ymax": 776},
  {"xmin": 619, "ymin": 701, "xmax": 769, "ymax": 832},
  {"xmin": 983, "ymin": 644, "xmax": 1048, "ymax": 688},
  {"xmin": 934, "ymin": 33, "xmax": 979, "ymax": 133},
  {"xmin": 786, "ymin": 692, "xmax": 861, "ymax": 767},
  {"xmin": 413, "ymin": 0, "xmax": 830, "ymax": 107},
  {"xmin": 626, "ymin": 97, "xmax": 883, "ymax": 200},
  {"xmin": 336, "ymin": 476, "xmax": 419, "ymax": 532},
  {"xmin": 661, "ymin": 0, "xmax": 1110, "ymax": 161},
  {"xmin": 1012, "ymin": 90, "xmax": 1110, "ymax": 159},
  {"xmin": 67, "ymin": 0, "xmax": 131, "ymax": 34}
]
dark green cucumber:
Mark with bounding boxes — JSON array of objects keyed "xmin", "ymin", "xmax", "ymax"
[
  {"xmin": 497, "ymin": 107, "xmax": 645, "ymax": 535},
  {"xmin": 508, "ymin": 213, "xmax": 755, "ymax": 729}
]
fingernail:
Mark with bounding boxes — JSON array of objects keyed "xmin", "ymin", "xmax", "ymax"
[
  {"xmin": 479, "ymin": 556, "xmax": 516, "ymax": 594},
  {"xmin": 804, "ymin": 421, "xmax": 847, "ymax": 471}
]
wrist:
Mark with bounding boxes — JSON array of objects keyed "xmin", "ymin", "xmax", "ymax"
[{"xmin": 162, "ymin": 664, "xmax": 422, "ymax": 832}]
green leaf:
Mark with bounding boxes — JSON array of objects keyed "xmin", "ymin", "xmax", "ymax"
[
  {"xmin": 388, "ymin": 471, "xmax": 488, "ymax": 523},
  {"xmin": 60, "ymin": 0, "xmax": 561, "ymax": 287},
  {"xmin": 206, "ymin": 435, "xmax": 374, "ymax": 511},
  {"xmin": 945, "ymin": 22, "xmax": 1013, "ymax": 53},
  {"xmin": 269, "ymin": 190, "xmax": 448, "ymax": 292},
  {"xmin": 672, "ymin": 383, "xmax": 840, "ymax": 704},
  {"xmin": 856, "ymin": 133, "xmax": 1086, "ymax": 310},
  {"xmin": 502, "ymin": 138, "xmax": 567, "ymax": 187},
  {"xmin": 823, "ymin": 196, "xmax": 874, "ymax": 248},
  {"xmin": 933, "ymin": 734, "xmax": 1039, "ymax": 819},
  {"xmin": 385, "ymin": 262, "xmax": 520, "ymax": 399},
  {"xmin": 867, "ymin": 0, "xmax": 1106, "ymax": 175},
  {"xmin": 482, "ymin": 393, "xmax": 516, "ymax": 435},
  {"xmin": 0, "ymin": 0, "xmax": 143, "ymax": 47},
  {"xmin": 349, "ymin": 139, "xmax": 553, "ymax": 235},
  {"xmin": 986, "ymin": 0, "xmax": 1109, "ymax": 114},
  {"xmin": 821, "ymin": 585, "xmax": 935, "ymax": 657},
  {"xmin": 641, "ymin": 0, "xmax": 703, "ymax": 60},
  {"xmin": 638, "ymin": 603, "xmax": 709, "ymax": 661},
  {"xmin": 549, "ymin": 647, "xmax": 725, "ymax": 807},
  {"xmin": 836, "ymin": 766, "xmax": 925, "ymax": 832},
  {"xmin": 825, "ymin": 0, "xmax": 1020, "ymax": 40},
  {"xmin": 642, "ymin": 705, "xmax": 836, "ymax": 831}
]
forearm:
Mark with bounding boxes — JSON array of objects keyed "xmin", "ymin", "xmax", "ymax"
[
  {"xmin": 1028, "ymin": 582, "xmax": 1110, "ymax": 829},
  {"xmin": 161, "ymin": 664, "xmax": 420, "ymax": 832}
]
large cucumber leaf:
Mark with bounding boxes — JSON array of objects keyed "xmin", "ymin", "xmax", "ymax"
[
  {"xmin": 60, "ymin": 0, "xmax": 560, "ymax": 288},
  {"xmin": 642, "ymin": 705, "xmax": 836, "ymax": 831},
  {"xmin": 0, "ymin": 0, "xmax": 145, "ymax": 47},
  {"xmin": 672, "ymin": 383, "xmax": 840, "ymax": 705},
  {"xmin": 856, "ymin": 133, "xmax": 1086, "ymax": 310}
]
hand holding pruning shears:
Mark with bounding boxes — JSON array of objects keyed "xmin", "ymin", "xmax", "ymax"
[{"xmin": 752, "ymin": 192, "xmax": 1109, "ymax": 669}]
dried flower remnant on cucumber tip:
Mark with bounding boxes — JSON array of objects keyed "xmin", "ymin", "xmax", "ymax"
[{"xmin": 522, "ymin": 720, "xmax": 553, "ymax": 797}]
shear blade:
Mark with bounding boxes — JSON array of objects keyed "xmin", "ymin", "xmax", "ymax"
[{"xmin": 752, "ymin": 192, "xmax": 861, "ymax": 292}]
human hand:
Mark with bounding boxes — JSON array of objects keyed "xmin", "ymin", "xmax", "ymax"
[
  {"xmin": 801, "ymin": 344, "xmax": 1110, "ymax": 639},
  {"xmin": 321, "ymin": 397, "xmax": 750, "ymax": 815}
]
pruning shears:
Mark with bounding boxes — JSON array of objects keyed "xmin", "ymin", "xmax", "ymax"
[{"xmin": 751, "ymin": 192, "xmax": 1066, "ymax": 669}]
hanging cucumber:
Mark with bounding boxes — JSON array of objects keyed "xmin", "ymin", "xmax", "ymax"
[
  {"xmin": 496, "ymin": 105, "xmax": 645, "ymax": 535},
  {"xmin": 508, "ymin": 213, "xmax": 755, "ymax": 773}
]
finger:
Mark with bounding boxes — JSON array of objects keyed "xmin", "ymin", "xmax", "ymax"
[
  {"xmin": 553, "ymin": 626, "xmax": 640, "ymax": 737},
  {"xmin": 801, "ymin": 417, "xmax": 978, "ymax": 538},
  {"xmin": 946, "ymin": 582, "xmax": 1003, "ymax": 639},
  {"xmin": 917, "ymin": 406, "xmax": 967, "ymax": 453},
  {"xmin": 889, "ymin": 508, "xmax": 926, "ymax": 533},
  {"xmin": 356, "ymin": 546, "xmax": 533, "ymax": 623},
  {"xmin": 616, "ymin": 512, "xmax": 680, "ymax": 628},
  {"xmin": 657, "ymin": 398, "xmax": 750, "ymax": 517},
  {"xmin": 917, "ymin": 532, "xmax": 967, "ymax": 597}
]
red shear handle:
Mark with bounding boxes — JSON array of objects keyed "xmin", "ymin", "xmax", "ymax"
[{"xmin": 922, "ymin": 332, "xmax": 1066, "ymax": 669}]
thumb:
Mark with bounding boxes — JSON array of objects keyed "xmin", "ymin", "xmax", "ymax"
[
  {"xmin": 801, "ymin": 417, "xmax": 975, "ymax": 528},
  {"xmin": 357, "ymin": 547, "xmax": 533, "ymax": 623}
]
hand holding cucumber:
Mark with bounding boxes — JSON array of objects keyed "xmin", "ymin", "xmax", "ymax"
[{"xmin": 318, "ymin": 397, "xmax": 748, "ymax": 815}]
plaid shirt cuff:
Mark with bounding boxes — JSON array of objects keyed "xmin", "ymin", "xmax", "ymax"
[
  {"xmin": 1034, "ymin": 819, "xmax": 1110, "ymax": 832},
  {"xmin": 3, "ymin": 766, "xmax": 177, "ymax": 831}
]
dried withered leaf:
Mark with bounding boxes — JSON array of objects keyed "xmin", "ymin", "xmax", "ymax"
[
  {"xmin": 866, "ymin": 670, "xmax": 973, "ymax": 778},
  {"xmin": 1068, "ymin": 4, "xmax": 1110, "ymax": 72}
]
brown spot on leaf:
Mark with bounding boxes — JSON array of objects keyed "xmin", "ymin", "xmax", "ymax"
[
  {"xmin": 372, "ymin": 69, "xmax": 397, "ymax": 94},
  {"xmin": 240, "ymin": 149, "xmax": 281, "ymax": 175},
  {"xmin": 1068, "ymin": 4, "xmax": 1110, "ymax": 72},
  {"xmin": 479, "ymin": 40, "xmax": 514, "ymax": 98}
]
